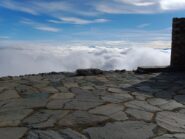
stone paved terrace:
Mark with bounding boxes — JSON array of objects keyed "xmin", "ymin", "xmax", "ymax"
[{"xmin": 1, "ymin": 70, "xmax": 185, "ymax": 139}]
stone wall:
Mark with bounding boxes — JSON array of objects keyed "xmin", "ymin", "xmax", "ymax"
[{"xmin": 171, "ymin": 18, "xmax": 185, "ymax": 67}]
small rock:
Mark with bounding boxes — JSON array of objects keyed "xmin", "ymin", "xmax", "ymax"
[
  {"xmin": 89, "ymin": 103, "xmax": 124, "ymax": 116},
  {"xmin": 126, "ymin": 108, "xmax": 153, "ymax": 121},
  {"xmin": 110, "ymin": 111, "xmax": 128, "ymax": 121},
  {"xmin": 107, "ymin": 88, "xmax": 125, "ymax": 93},
  {"xmin": 125, "ymin": 100, "xmax": 160, "ymax": 112},
  {"xmin": 58, "ymin": 111, "xmax": 108, "ymax": 127},
  {"xmin": 102, "ymin": 93, "xmax": 133, "ymax": 103},
  {"xmin": 76, "ymin": 69, "xmax": 103, "ymax": 76}
]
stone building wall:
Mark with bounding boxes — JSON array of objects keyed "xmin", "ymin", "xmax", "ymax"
[{"xmin": 171, "ymin": 18, "xmax": 185, "ymax": 67}]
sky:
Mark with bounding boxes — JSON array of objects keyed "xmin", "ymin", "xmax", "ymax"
[
  {"xmin": 0, "ymin": 0, "xmax": 184, "ymax": 76},
  {"xmin": 0, "ymin": 0, "xmax": 185, "ymax": 44}
]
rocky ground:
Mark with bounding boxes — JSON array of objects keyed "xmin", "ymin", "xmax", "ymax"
[{"xmin": 0, "ymin": 70, "xmax": 185, "ymax": 139}]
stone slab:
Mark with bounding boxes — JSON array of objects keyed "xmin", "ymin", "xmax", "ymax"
[
  {"xmin": 0, "ymin": 127, "xmax": 27, "ymax": 139},
  {"xmin": 84, "ymin": 121, "xmax": 156, "ymax": 139}
]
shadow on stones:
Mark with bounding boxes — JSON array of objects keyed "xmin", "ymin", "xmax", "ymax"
[{"xmin": 123, "ymin": 72, "xmax": 185, "ymax": 103}]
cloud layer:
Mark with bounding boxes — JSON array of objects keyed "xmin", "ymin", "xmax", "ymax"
[
  {"xmin": 94, "ymin": 0, "xmax": 185, "ymax": 14},
  {"xmin": 1, "ymin": 0, "xmax": 185, "ymax": 19},
  {"xmin": 0, "ymin": 42, "xmax": 170, "ymax": 77},
  {"xmin": 160, "ymin": 0, "xmax": 185, "ymax": 10},
  {"xmin": 21, "ymin": 19, "xmax": 60, "ymax": 32}
]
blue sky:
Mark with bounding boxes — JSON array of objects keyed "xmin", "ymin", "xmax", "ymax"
[{"xmin": 0, "ymin": 0, "xmax": 185, "ymax": 43}]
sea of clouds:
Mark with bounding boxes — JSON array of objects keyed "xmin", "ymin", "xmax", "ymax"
[{"xmin": 0, "ymin": 41, "xmax": 171, "ymax": 77}]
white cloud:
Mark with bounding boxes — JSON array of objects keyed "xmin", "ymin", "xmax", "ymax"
[
  {"xmin": 94, "ymin": 1, "xmax": 160, "ymax": 14},
  {"xmin": 0, "ymin": 0, "xmax": 100, "ymax": 17},
  {"xmin": 21, "ymin": 19, "xmax": 60, "ymax": 32},
  {"xmin": 160, "ymin": 0, "xmax": 185, "ymax": 10},
  {"xmin": 0, "ymin": 0, "xmax": 72, "ymax": 16},
  {"xmin": 137, "ymin": 23, "xmax": 150, "ymax": 28},
  {"xmin": 55, "ymin": 17, "xmax": 109, "ymax": 24},
  {"xmin": 0, "ymin": 40, "xmax": 170, "ymax": 77},
  {"xmin": 115, "ymin": 0, "xmax": 156, "ymax": 6},
  {"xmin": 34, "ymin": 26, "xmax": 60, "ymax": 32},
  {"xmin": 94, "ymin": 0, "xmax": 185, "ymax": 14},
  {"xmin": 0, "ymin": 0, "xmax": 110, "ymax": 25},
  {"xmin": 1, "ymin": 0, "xmax": 185, "ymax": 19},
  {"xmin": 0, "ymin": 0, "xmax": 38, "ymax": 15},
  {"xmin": 31, "ymin": 0, "xmax": 99, "ymax": 16}
]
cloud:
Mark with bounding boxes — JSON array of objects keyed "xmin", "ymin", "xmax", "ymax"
[
  {"xmin": 0, "ymin": 0, "xmax": 110, "ymax": 26},
  {"xmin": 137, "ymin": 23, "xmax": 150, "ymax": 28},
  {"xmin": 31, "ymin": 0, "xmax": 99, "ymax": 17},
  {"xmin": 160, "ymin": 0, "xmax": 185, "ymax": 10},
  {"xmin": 93, "ymin": 0, "xmax": 185, "ymax": 14},
  {"xmin": 32, "ymin": 1, "xmax": 72, "ymax": 13},
  {"xmin": 0, "ymin": 0, "xmax": 72, "ymax": 16},
  {"xmin": 0, "ymin": 0, "xmax": 38, "ymax": 15},
  {"xmin": 0, "ymin": 0, "xmax": 99, "ymax": 17},
  {"xmin": 1, "ymin": 0, "xmax": 185, "ymax": 22},
  {"xmin": 21, "ymin": 19, "xmax": 60, "ymax": 32},
  {"xmin": 34, "ymin": 26, "xmax": 60, "ymax": 32},
  {"xmin": 114, "ymin": 0, "xmax": 156, "ymax": 6},
  {"xmin": 0, "ymin": 40, "xmax": 170, "ymax": 77},
  {"xmin": 1, "ymin": 0, "xmax": 185, "ymax": 18},
  {"xmin": 93, "ymin": 1, "xmax": 160, "ymax": 14},
  {"xmin": 50, "ymin": 17, "xmax": 109, "ymax": 25}
]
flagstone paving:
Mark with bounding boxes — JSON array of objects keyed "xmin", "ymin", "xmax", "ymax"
[{"xmin": 0, "ymin": 71, "xmax": 185, "ymax": 139}]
